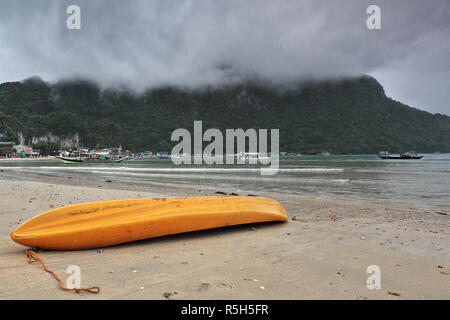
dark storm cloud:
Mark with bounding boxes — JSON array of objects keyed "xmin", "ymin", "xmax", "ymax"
[{"xmin": 0, "ymin": 0, "xmax": 449, "ymax": 113}]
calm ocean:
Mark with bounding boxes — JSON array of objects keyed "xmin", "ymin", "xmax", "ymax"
[{"xmin": 1, "ymin": 154, "xmax": 450, "ymax": 211}]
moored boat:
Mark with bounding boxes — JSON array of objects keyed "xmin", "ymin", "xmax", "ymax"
[
  {"xmin": 114, "ymin": 156, "xmax": 129, "ymax": 163},
  {"xmin": 378, "ymin": 151, "xmax": 423, "ymax": 160},
  {"xmin": 236, "ymin": 152, "xmax": 270, "ymax": 162},
  {"xmin": 55, "ymin": 156, "xmax": 84, "ymax": 164},
  {"xmin": 56, "ymin": 155, "xmax": 129, "ymax": 164}
]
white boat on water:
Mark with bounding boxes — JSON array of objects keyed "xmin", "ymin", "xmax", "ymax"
[{"xmin": 236, "ymin": 152, "xmax": 270, "ymax": 163}]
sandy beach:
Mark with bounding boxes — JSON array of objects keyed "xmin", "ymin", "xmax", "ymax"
[
  {"xmin": 0, "ymin": 169, "xmax": 449, "ymax": 300},
  {"xmin": 0, "ymin": 157, "xmax": 56, "ymax": 161}
]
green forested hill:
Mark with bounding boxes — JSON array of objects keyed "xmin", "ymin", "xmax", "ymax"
[{"xmin": 0, "ymin": 75, "xmax": 449, "ymax": 154}]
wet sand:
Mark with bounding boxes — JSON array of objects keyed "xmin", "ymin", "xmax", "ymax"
[{"xmin": 0, "ymin": 170, "xmax": 449, "ymax": 300}]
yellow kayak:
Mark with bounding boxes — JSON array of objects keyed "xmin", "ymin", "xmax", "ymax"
[{"xmin": 10, "ymin": 196, "xmax": 287, "ymax": 250}]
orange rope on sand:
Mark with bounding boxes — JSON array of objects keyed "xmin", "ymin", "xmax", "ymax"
[{"xmin": 25, "ymin": 249, "xmax": 100, "ymax": 294}]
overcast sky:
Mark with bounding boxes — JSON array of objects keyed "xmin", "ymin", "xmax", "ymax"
[{"xmin": 0, "ymin": 0, "xmax": 449, "ymax": 114}]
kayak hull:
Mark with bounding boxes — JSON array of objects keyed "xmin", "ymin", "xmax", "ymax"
[{"xmin": 10, "ymin": 196, "xmax": 288, "ymax": 250}]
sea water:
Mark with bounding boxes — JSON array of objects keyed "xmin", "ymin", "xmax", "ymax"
[{"xmin": 1, "ymin": 153, "xmax": 450, "ymax": 211}]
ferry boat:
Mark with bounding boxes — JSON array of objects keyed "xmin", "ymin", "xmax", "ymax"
[{"xmin": 236, "ymin": 152, "xmax": 270, "ymax": 162}]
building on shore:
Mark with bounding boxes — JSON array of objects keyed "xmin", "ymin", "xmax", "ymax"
[
  {"xmin": 14, "ymin": 145, "xmax": 34, "ymax": 157},
  {"xmin": 0, "ymin": 142, "xmax": 15, "ymax": 158},
  {"xmin": 0, "ymin": 142, "xmax": 41, "ymax": 158}
]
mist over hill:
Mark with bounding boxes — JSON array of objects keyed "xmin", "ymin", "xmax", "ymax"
[{"xmin": 1, "ymin": 75, "xmax": 449, "ymax": 154}]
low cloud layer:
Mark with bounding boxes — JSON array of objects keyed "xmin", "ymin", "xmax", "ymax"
[{"xmin": 0, "ymin": 0, "xmax": 449, "ymax": 114}]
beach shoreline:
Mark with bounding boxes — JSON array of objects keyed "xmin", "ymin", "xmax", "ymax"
[
  {"xmin": 0, "ymin": 171, "xmax": 449, "ymax": 300},
  {"xmin": 0, "ymin": 157, "xmax": 56, "ymax": 161}
]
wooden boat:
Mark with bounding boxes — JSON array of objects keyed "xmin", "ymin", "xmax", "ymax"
[
  {"xmin": 10, "ymin": 196, "xmax": 288, "ymax": 250},
  {"xmin": 56, "ymin": 155, "xmax": 128, "ymax": 164},
  {"xmin": 114, "ymin": 157, "xmax": 129, "ymax": 163},
  {"xmin": 55, "ymin": 156, "xmax": 84, "ymax": 164}
]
